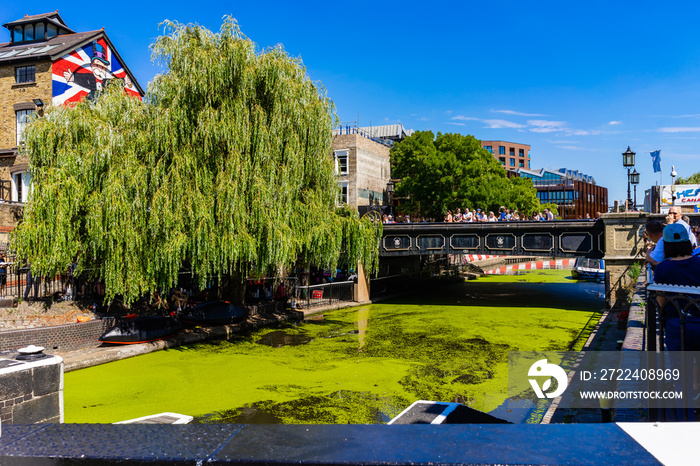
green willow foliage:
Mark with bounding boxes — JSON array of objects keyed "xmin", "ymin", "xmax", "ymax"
[{"xmin": 13, "ymin": 18, "xmax": 381, "ymax": 304}]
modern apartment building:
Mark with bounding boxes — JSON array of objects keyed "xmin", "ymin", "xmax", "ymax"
[
  {"xmin": 481, "ymin": 140, "xmax": 531, "ymax": 169},
  {"xmin": 516, "ymin": 167, "xmax": 608, "ymax": 219}
]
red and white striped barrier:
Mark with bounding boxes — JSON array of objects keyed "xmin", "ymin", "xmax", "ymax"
[
  {"xmin": 462, "ymin": 254, "xmax": 504, "ymax": 263},
  {"xmin": 483, "ymin": 258, "xmax": 575, "ymax": 275}
]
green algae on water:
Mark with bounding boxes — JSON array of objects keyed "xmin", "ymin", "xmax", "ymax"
[{"xmin": 64, "ymin": 269, "xmax": 603, "ymax": 424}]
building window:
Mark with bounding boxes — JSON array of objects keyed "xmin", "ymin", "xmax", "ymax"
[
  {"xmin": 499, "ymin": 157, "xmax": 506, "ymax": 166},
  {"xmin": 15, "ymin": 65, "xmax": 35, "ymax": 83},
  {"xmin": 47, "ymin": 23, "xmax": 57, "ymax": 38},
  {"xmin": 484, "ymin": 145, "xmax": 493, "ymax": 154},
  {"xmin": 16, "ymin": 109, "xmax": 34, "ymax": 146},
  {"xmin": 528, "ymin": 161, "xmax": 531, "ymax": 168},
  {"xmin": 11, "ymin": 171, "xmax": 31, "ymax": 203},
  {"xmin": 519, "ymin": 148, "xmax": 524, "ymax": 157},
  {"xmin": 35, "ymin": 23, "xmax": 45, "ymax": 40},
  {"xmin": 519, "ymin": 160, "xmax": 524, "ymax": 168},
  {"xmin": 509, "ymin": 147, "xmax": 515, "ymax": 156},
  {"xmin": 339, "ymin": 181, "xmax": 349, "ymax": 204},
  {"xmin": 510, "ymin": 158, "xmax": 515, "ymax": 167},
  {"xmin": 334, "ymin": 150, "xmax": 348, "ymax": 175},
  {"xmin": 499, "ymin": 146, "xmax": 505, "ymax": 155}
]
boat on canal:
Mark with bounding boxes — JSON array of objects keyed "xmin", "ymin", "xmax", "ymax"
[
  {"xmin": 571, "ymin": 258, "xmax": 605, "ymax": 282},
  {"xmin": 98, "ymin": 315, "xmax": 184, "ymax": 345},
  {"xmin": 180, "ymin": 301, "xmax": 248, "ymax": 326}
]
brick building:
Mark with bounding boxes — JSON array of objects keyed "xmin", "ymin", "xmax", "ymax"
[
  {"xmin": 0, "ymin": 11, "xmax": 143, "ymax": 238},
  {"xmin": 331, "ymin": 129, "xmax": 391, "ymax": 209},
  {"xmin": 481, "ymin": 140, "xmax": 531, "ymax": 169},
  {"xmin": 331, "ymin": 124, "xmax": 412, "ymax": 212},
  {"xmin": 516, "ymin": 167, "xmax": 608, "ymax": 219}
]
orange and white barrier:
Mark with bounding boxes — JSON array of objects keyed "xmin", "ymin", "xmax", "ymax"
[{"xmin": 483, "ymin": 259, "xmax": 576, "ymax": 275}]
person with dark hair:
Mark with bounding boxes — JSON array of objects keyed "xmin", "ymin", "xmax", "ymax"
[
  {"xmin": 654, "ymin": 223, "xmax": 700, "ymax": 351},
  {"xmin": 644, "ymin": 219, "xmax": 665, "ymax": 269}
]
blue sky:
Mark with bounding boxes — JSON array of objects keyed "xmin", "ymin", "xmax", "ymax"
[{"xmin": 5, "ymin": 1, "xmax": 700, "ymax": 205}]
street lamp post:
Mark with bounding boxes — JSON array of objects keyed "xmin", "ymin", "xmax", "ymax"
[
  {"xmin": 630, "ymin": 169, "xmax": 639, "ymax": 210},
  {"xmin": 622, "ymin": 147, "xmax": 635, "ymax": 211},
  {"xmin": 670, "ymin": 165, "xmax": 677, "ymax": 207},
  {"xmin": 386, "ymin": 180, "xmax": 395, "ymax": 219}
]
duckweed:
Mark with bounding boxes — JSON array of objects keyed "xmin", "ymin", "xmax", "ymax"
[{"xmin": 64, "ymin": 269, "xmax": 603, "ymax": 424}]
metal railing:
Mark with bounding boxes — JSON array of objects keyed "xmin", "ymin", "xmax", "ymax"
[
  {"xmin": 294, "ymin": 280, "xmax": 354, "ymax": 309},
  {"xmin": 0, "ymin": 263, "xmax": 105, "ymax": 303},
  {"xmin": 645, "ymin": 283, "xmax": 700, "ymax": 421}
]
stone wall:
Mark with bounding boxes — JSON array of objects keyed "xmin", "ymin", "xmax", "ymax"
[
  {"xmin": 0, "ymin": 354, "xmax": 63, "ymax": 424},
  {"xmin": 332, "ymin": 133, "xmax": 390, "ymax": 208},
  {"xmin": 601, "ymin": 212, "xmax": 647, "ymax": 309},
  {"xmin": 0, "ymin": 318, "xmax": 115, "ymax": 353}
]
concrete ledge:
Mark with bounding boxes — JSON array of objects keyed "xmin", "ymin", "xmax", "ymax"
[
  {"xmin": 0, "ymin": 423, "xmax": 664, "ymax": 465},
  {"xmin": 622, "ymin": 272, "xmax": 648, "ymax": 352}
]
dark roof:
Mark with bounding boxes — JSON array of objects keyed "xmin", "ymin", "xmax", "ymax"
[
  {"xmin": 3, "ymin": 11, "xmax": 75, "ymax": 34},
  {"xmin": 0, "ymin": 30, "xmax": 145, "ymax": 96},
  {"xmin": 0, "ymin": 30, "xmax": 102, "ymax": 64}
]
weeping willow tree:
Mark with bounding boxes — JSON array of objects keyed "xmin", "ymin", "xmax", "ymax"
[{"xmin": 13, "ymin": 18, "xmax": 381, "ymax": 304}]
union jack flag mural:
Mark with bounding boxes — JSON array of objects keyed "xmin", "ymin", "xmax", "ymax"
[{"xmin": 51, "ymin": 37, "xmax": 141, "ymax": 105}]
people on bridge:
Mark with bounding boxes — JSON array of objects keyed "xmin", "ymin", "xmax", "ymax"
[
  {"xmin": 644, "ymin": 220, "xmax": 665, "ymax": 269},
  {"xmin": 649, "ymin": 207, "xmax": 698, "ymax": 267},
  {"xmin": 487, "ymin": 211, "xmax": 497, "ymax": 222},
  {"xmin": 444, "ymin": 210, "xmax": 453, "ymax": 222},
  {"xmin": 454, "ymin": 208, "xmax": 462, "ymax": 222},
  {"xmin": 653, "ymin": 222, "xmax": 700, "ymax": 421}
]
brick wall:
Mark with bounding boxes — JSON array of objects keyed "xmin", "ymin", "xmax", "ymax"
[
  {"xmin": 0, "ymin": 317, "xmax": 115, "ymax": 352},
  {"xmin": 0, "ymin": 60, "xmax": 52, "ymax": 151}
]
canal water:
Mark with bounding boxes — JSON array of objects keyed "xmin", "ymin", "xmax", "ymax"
[{"xmin": 64, "ymin": 268, "xmax": 604, "ymax": 424}]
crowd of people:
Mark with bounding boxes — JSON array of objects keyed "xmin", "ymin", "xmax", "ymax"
[
  {"xmin": 643, "ymin": 206, "xmax": 700, "ymax": 420},
  {"xmin": 381, "ymin": 206, "xmax": 600, "ymax": 224}
]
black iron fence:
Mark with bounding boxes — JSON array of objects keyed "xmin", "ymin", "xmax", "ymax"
[
  {"xmin": 294, "ymin": 280, "xmax": 355, "ymax": 309},
  {"xmin": 0, "ymin": 263, "xmax": 105, "ymax": 304}
]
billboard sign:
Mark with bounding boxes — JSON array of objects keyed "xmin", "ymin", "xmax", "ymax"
[{"xmin": 659, "ymin": 184, "xmax": 700, "ymax": 213}]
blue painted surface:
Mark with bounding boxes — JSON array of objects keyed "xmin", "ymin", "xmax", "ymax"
[{"xmin": 0, "ymin": 423, "xmax": 661, "ymax": 465}]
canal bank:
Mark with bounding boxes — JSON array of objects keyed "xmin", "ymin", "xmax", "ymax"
[{"xmin": 61, "ymin": 269, "xmax": 605, "ymax": 424}]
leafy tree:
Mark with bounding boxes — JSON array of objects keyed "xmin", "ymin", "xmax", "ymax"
[
  {"xmin": 390, "ymin": 131, "xmax": 540, "ymax": 218},
  {"xmin": 13, "ymin": 18, "xmax": 381, "ymax": 304},
  {"xmin": 676, "ymin": 171, "xmax": 700, "ymax": 184}
]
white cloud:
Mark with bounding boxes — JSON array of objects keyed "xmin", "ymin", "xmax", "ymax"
[
  {"xmin": 446, "ymin": 122, "xmax": 466, "ymax": 126},
  {"xmin": 556, "ymin": 145, "xmax": 586, "ymax": 151},
  {"xmin": 528, "ymin": 119, "xmax": 567, "ymax": 129},
  {"xmin": 608, "ymin": 121, "xmax": 622, "ymax": 125},
  {"xmin": 451, "ymin": 115, "xmax": 480, "ymax": 121},
  {"xmin": 491, "ymin": 109, "xmax": 547, "ymax": 117},
  {"xmin": 482, "ymin": 119, "xmax": 527, "ymax": 129},
  {"xmin": 658, "ymin": 127, "xmax": 700, "ymax": 133}
]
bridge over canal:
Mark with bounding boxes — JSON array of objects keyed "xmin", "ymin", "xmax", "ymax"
[
  {"xmin": 380, "ymin": 219, "xmax": 604, "ymax": 258},
  {"xmin": 372, "ymin": 212, "xmax": 696, "ymax": 309}
]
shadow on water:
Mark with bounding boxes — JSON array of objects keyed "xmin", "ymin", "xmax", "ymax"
[
  {"xmin": 384, "ymin": 280, "xmax": 604, "ymax": 313},
  {"xmin": 193, "ymin": 391, "xmax": 408, "ymax": 425}
]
